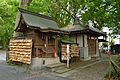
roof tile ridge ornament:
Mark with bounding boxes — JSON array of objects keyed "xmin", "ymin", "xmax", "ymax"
[{"xmin": 73, "ymin": 17, "xmax": 80, "ymax": 25}]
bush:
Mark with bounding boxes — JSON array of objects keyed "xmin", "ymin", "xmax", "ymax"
[
  {"xmin": 104, "ymin": 56, "xmax": 120, "ymax": 79},
  {"xmin": 105, "ymin": 70, "xmax": 120, "ymax": 79},
  {"xmin": 116, "ymin": 54, "xmax": 120, "ymax": 66}
]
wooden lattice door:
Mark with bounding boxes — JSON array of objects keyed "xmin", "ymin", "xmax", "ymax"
[{"xmin": 88, "ymin": 39, "xmax": 96, "ymax": 56}]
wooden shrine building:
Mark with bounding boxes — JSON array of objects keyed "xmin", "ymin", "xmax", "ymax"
[
  {"xmin": 8, "ymin": 8, "xmax": 65, "ymax": 68},
  {"xmin": 61, "ymin": 24, "xmax": 106, "ymax": 60},
  {"xmin": 8, "ymin": 8, "xmax": 106, "ymax": 69}
]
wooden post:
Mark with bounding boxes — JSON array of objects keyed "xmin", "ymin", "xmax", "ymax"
[
  {"xmin": 45, "ymin": 34, "xmax": 48, "ymax": 57},
  {"xmin": 36, "ymin": 48, "xmax": 39, "ymax": 57},
  {"xmin": 67, "ymin": 44, "xmax": 70, "ymax": 68},
  {"xmin": 54, "ymin": 35, "xmax": 58, "ymax": 58}
]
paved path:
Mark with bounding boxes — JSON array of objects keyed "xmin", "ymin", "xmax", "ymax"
[
  {"xmin": 0, "ymin": 63, "xmax": 70, "ymax": 80},
  {"xmin": 69, "ymin": 61, "xmax": 109, "ymax": 80},
  {"xmin": 0, "ymin": 50, "xmax": 116, "ymax": 80},
  {"xmin": 51, "ymin": 54, "xmax": 116, "ymax": 80},
  {"xmin": 0, "ymin": 51, "xmax": 70, "ymax": 80}
]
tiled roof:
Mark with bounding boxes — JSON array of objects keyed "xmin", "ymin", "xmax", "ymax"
[
  {"xmin": 61, "ymin": 24, "xmax": 106, "ymax": 36},
  {"xmin": 19, "ymin": 8, "xmax": 59, "ymax": 30}
]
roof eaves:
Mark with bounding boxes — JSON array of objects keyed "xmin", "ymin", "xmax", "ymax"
[
  {"xmin": 28, "ymin": 26, "xmax": 67, "ymax": 34},
  {"xmin": 14, "ymin": 13, "xmax": 22, "ymax": 31},
  {"xmin": 86, "ymin": 27, "xmax": 106, "ymax": 36}
]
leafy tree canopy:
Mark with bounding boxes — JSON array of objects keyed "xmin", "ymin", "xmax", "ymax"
[
  {"xmin": 0, "ymin": 0, "xmax": 120, "ymax": 49},
  {"xmin": 0, "ymin": 0, "xmax": 18, "ymax": 49},
  {"xmin": 28, "ymin": 0, "xmax": 120, "ymax": 33}
]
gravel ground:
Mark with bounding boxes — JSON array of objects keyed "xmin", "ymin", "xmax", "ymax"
[{"xmin": 69, "ymin": 61, "xmax": 109, "ymax": 80}]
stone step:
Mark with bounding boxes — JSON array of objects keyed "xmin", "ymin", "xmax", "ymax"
[
  {"xmin": 45, "ymin": 63, "xmax": 74, "ymax": 74},
  {"xmin": 45, "ymin": 63, "xmax": 66, "ymax": 72},
  {"xmin": 55, "ymin": 67, "xmax": 72, "ymax": 74}
]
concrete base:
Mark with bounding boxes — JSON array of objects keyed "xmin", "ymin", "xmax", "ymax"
[{"xmin": 31, "ymin": 57, "xmax": 60, "ymax": 70}]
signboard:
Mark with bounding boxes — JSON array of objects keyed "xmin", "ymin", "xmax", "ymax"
[{"xmin": 9, "ymin": 39, "xmax": 32, "ymax": 64}]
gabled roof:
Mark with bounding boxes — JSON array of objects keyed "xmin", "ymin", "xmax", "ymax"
[
  {"xmin": 15, "ymin": 8, "xmax": 63, "ymax": 33},
  {"xmin": 61, "ymin": 24, "xmax": 106, "ymax": 36},
  {"xmin": 61, "ymin": 24, "xmax": 85, "ymax": 31}
]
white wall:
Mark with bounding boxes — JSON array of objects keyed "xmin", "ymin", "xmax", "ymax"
[{"xmin": 77, "ymin": 35, "xmax": 83, "ymax": 47}]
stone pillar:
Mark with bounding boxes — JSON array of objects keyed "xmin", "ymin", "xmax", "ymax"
[{"xmin": 83, "ymin": 35, "xmax": 90, "ymax": 60}]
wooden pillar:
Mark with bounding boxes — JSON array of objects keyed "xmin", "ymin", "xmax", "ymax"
[
  {"xmin": 36, "ymin": 48, "xmax": 39, "ymax": 57},
  {"xmin": 45, "ymin": 34, "xmax": 48, "ymax": 57},
  {"xmin": 67, "ymin": 44, "xmax": 70, "ymax": 68},
  {"xmin": 75, "ymin": 34, "xmax": 77, "ymax": 43},
  {"xmin": 54, "ymin": 35, "xmax": 58, "ymax": 58}
]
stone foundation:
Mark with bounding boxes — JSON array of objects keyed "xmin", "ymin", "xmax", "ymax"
[{"xmin": 31, "ymin": 57, "xmax": 60, "ymax": 70}]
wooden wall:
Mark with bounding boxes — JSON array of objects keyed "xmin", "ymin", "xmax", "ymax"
[
  {"xmin": 13, "ymin": 26, "xmax": 57, "ymax": 58},
  {"xmin": 25, "ymin": 29, "xmax": 57, "ymax": 58}
]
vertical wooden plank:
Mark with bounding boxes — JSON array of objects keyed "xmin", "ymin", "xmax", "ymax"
[
  {"xmin": 54, "ymin": 35, "xmax": 58, "ymax": 58},
  {"xmin": 45, "ymin": 34, "xmax": 48, "ymax": 57}
]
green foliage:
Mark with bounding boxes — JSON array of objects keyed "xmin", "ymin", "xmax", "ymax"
[
  {"xmin": 0, "ymin": 0, "xmax": 120, "ymax": 49},
  {"xmin": 116, "ymin": 54, "xmax": 120, "ymax": 66},
  {"xmin": 28, "ymin": 0, "xmax": 72, "ymax": 27},
  {"xmin": 57, "ymin": 35, "xmax": 73, "ymax": 62},
  {"xmin": 103, "ymin": 42, "xmax": 108, "ymax": 48},
  {"xmin": 105, "ymin": 58, "xmax": 120, "ymax": 79},
  {"xmin": 28, "ymin": 0, "xmax": 120, "ymax": 33},
  {"xmin": 0, "ymin": 0, "xmax": 18, "ymax": 49},
  {"xmin": 105, "ymin": 70, "xmax": 120, "ymax": 79}
]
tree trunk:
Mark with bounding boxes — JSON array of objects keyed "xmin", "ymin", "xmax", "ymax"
[{"xmin": 19, "ymin": 0, "xmax": 32, "ymax": 7}]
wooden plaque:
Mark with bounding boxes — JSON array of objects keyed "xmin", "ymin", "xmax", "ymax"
[{"xmin": 9, "ymin": 39, "xmax": 32, "ymax": 64}]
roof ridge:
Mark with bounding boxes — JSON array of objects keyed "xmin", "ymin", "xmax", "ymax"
[{"xmin": 18, "ymin": 8, "xmax": 57, "ymax": 22}]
